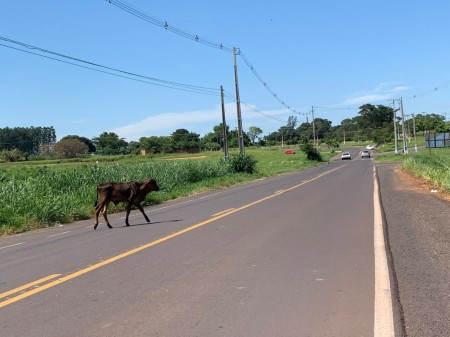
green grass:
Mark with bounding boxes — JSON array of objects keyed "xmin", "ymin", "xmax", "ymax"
[
  {"xmin": 401, "ymin": 148, "xmax": 450, "ymax": 192},
  {"xmin": 374, "ymin": 147, "xmax": 450, "ymax": 193},
  {"xmin": 0, "ymin": 147, "xmax": 332, "ymax": 235}
]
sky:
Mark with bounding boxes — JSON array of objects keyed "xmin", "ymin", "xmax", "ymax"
[{"xmin": 1, "ymin": 0, "xmax": 449, "ymax": 142}]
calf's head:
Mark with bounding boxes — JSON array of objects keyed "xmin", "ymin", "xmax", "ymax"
[{"xmin": 141, "ymin": 178, "xmax": 160, "ymax": 193}]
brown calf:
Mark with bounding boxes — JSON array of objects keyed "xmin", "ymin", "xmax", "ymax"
[{"xmin": 94, "ymin": 178, "xmax": 159, "ymax": 230}]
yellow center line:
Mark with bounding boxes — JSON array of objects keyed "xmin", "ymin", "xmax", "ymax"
[
  {"xmin": 212, "ymin": 208, "xmax": 235, "ymax": 217},
  {"xmin": 0, "ymin": 165, "xmax": 343, "ymax": 309},
  {"xmin": 0, "ymin": 274, "xmax": 61, "ymax": 301}
]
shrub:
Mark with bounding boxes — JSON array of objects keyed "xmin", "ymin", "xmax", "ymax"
[
  {"xmin": 300, "ymin": 142, "xmax": 322, "ymax": 161},
  {"xmin": 1, "ymin": 149, "xmax": 23, "ymax": 162},
  {"xmin": 227, "ymin": 154, "xmax": 258, "ymax": 174}
]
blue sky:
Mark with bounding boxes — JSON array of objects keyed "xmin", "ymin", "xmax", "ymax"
[{"xmin": 1, "ymin": 0, "xmax": 449, "ymax": 141}]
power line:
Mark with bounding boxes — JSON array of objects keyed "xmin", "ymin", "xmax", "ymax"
[
  {"xmin": 223, "ymin": 90, "xmax": 289, "ymax": 123},
  {"xmin": 106, "ymin": 0, "xmax": 301, "ymax": 116},
  {"xmin": 407, "ymin": 80, "xmax": 450, "ymax": 100},
  {"xmin": 107, "ymin": 0, "xmax": 233, "ymax": 53},
  {"xmin": 0, "ymin": 36, "xmax": 220, "ymax": 96},
  {"xmin": 238, "ymin": 51, "xmax": 304, "ymax": 116}
]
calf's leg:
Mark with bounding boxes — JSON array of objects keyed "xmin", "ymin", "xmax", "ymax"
[
  {"xmin": 94, "ymin": 201, "xmax": 105, "ymax": 230},
  {"xmin": 101, "ymin": 203, "xmax": 113, "ymax": 229},
  {"xmin": 136, "ymin": 203, "xmax": 150, "ymax": 223},
  {"xmin": 125, "ymin": 202, "xmax": 132, "ymax": 226}
]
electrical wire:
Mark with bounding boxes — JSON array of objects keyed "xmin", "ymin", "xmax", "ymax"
[
  {"xmin": 238, "ymin": 51, "xmax": 304, "ymax": 116},
  {"xmin": 106, "ymin": 0, "xmax": 301, "ymax": 115},
  {"xmin": 223, "ymin": 90, "xmax": 289, "ymax": 123},
  {"xmin": 0, "ymin": 36, "xmax": 220, "ymax": 96},
  {"xmin": 406, "ymin": 80, "xmax": 450, "ymax": 100},
  {"xmin": 107, "ymin": 0, "xmax": 233, "ymax": 53}
]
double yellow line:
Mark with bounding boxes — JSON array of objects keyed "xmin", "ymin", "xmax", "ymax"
[{"xmin": 0, "ymin": 165, "xmax": 343, "ymax": 309}]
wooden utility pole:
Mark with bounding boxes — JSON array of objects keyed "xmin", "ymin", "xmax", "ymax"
[
  {"xmin": 412, "ymin": 113, "xmax": 417, "ymax": 152},
  {"xmin": 233, "ymin": 47, "xmax": 244, "ymax": 155},
  {"xmin": 311, "ymin": 106, "xmax": 317, "ymax": 147},
  {"xmin": 342, "ymin": 122, "xmax": 346, "ymax": 145},
  {"xmin": 391, "ymin": 99, "xmax": 399, "ymax": 154},
  {"xmin": 220, "ymin": 85, "xmax": 228, "ymax": 159},
  {"xmin": 400, "ymin": 97, "xmax": 408, "ymax": 154}
]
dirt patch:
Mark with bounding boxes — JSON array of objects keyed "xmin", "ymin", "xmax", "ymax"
[{"xmin": 397, "ymin": 166, "xmax": 450, "ymax": 202}]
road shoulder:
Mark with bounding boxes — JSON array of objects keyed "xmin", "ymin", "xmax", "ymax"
[{"xmin": 376, "ymin": 163, "xmax": 450, "ymax": 337}]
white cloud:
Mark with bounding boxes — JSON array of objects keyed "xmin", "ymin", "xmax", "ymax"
[
  {"xmin": 111, "ymin": 103, "xmax": 290, "ymax": 141},
  {"xmin": 343, "ymin": 93, "xmax": 393, "ymax": 105},
  {"xmin": 342, "ymin": 83, "xmax": 410, "ymax": 105}
]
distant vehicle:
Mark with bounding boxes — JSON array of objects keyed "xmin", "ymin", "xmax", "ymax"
[
  {"xmin": 361, "ymin": 150, "xmax": 371, "ymax": 158},
  {"xmin": 284, "ymin": 150, "xmax": 296, "ymax": 154},
  {"xmin": 366, "ymin": 145, "xmax": 375, "ymax": 150},
  {"xmin": 341, "ymin": 152, "xmax": 351, "ymax": 160}
]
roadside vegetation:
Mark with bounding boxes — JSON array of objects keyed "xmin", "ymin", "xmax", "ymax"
[
  {"xmin": 401, "ymin": 148, "xmax": 450, "ymax": 193},
  {"xmin": 374, "ymin": 141, "xmax": 450, "ymax": 194},
  {"xmin": 0, "ymin": 148, "xmax": 332, "ymax": 235}
]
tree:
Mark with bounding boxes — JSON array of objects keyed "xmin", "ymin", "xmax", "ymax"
[
  {"xmin": 279, "ymin": 116, "xmax": 299, "ymax": 144},
  {"xmin": 0, "ymin": 126, "xmax": 56, "ymax": 156},
  {"xmin": 414, "ymin": 113, "xmax": 448, "ymax": 133},
  {"xmin": 61, "ymin": 135, "xmax": 96, "ymax": 153},
  {"xmin": 140, "ymin": 136, "xmax": 173, "ymax": 153},
  {"xmin": 53, "ymin": 138, "xmax": 89, "ymax": 158},
  {"xmin": 313, "ymin": 118, "xmax": 332, "ymax": 139},
  {"xmin": 247, "ymin": 126, "xmax": 263, "ymax": 144},
  {"xmin": 287, "ymin": 116, "xmax": 298, "ymax": 128},
  {"xmin": 263, "ymin": 131, "xmax": 280, "ymax": 146},
  {"xmin": 93, "ymin": 132, "xmax": 128, "ymax": 155},
  {"xmin": 201, "ymin": 132, "xmax": 221, "ymax": 151},
  {"xmin": 171, "ymin": 129, "xmax": 200, "ymax": 152},
  {"xmin": 358, "ymin": 104, "xmax": 394, "ymax": 129},
  {"xmin": 127, "ymin": 141, "xmax": 141, "ymax": 155},
  {"xmin": 228, "ymin": 129, "xmax": 251, "ymax": 148},
  {"xmin": 296, "ymin": 122, "xmax": 313, "ymax": 141}
]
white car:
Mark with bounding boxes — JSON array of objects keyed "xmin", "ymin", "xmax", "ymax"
[
  {"xmin": 341, "ymin": 152, "xmax": 351, "ymax": 160},
  {"xmin": 361, "ymin": 150, "xmax": 370, "ymax": 158},
  {"xmin": 366, "ymin": 145, "xmax": 375, "ymax": 150}
]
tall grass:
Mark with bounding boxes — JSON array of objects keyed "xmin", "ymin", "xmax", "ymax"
[
  {"xmin": 0, "ymin": 160, "xmax": 228, "ymax": 234},
  {"xmin": 402, "ymin": 150, "xmax": 450, "ymax": 192},
  {"xmin": 0, "ymin": 148, "xmax": 334, "ymax": 234}
]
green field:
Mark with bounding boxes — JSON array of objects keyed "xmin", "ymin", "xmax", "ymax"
[{"xmin": 0, "ymin": 148, "xmax": 334, "ymax": 234}]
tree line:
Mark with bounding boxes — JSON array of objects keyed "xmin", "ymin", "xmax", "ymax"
[
  {"xmin": 264, "ymin": 104, "xmax": 449, "ymax": 149},
  {"xmin": 1, "ymin": 104, "xmax": 449, "ymax": 161}
]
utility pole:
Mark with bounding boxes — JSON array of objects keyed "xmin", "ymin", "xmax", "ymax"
[
  {"xmin": 233, "ymin": 47, "xmax": 244, "ymax": 155},
  {"xmin": 342, "ymin": 122, "xmax": 346, "ymax": 145},
  {"xmin": 311, "ymin": 106, "xmax": 316, "ymax": 148},
  {"xmin": 412, "ymin": 113, "xmax": 417, "ymax": 152},
  {"xmin": 400, "ymin": 97, "xmax": 408, "ymax": 154},
  {"xmin": 391, "ymin": 99, "xmax": 399, "ymax": 154},
  {"xmin": 220, "ymin": 85, "xmax": 228, "ymax": 159}
]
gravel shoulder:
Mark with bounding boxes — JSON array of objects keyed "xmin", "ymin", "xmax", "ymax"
[{"xmin": 377, "ymin": 163, "xmax": 450, "ymax": 337}]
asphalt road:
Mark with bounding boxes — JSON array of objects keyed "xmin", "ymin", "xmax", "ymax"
[{"xmin": 1, "ymin": 158, "xmax": 384, "ymax": 337}]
